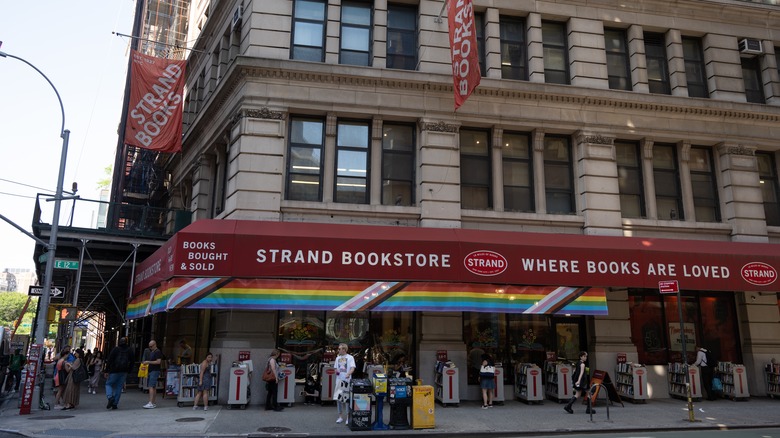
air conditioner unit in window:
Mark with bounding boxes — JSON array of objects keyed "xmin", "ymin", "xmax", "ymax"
[
  {"xmin": 739, "ymin": 38, "xmax": 763, "ymax": 56},
  {"xmin": 231, "ymin": 6, "xmax": 243, "ymax": 33}
]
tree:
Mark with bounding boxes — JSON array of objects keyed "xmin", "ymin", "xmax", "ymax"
[{"xmin": 0, "ymin": 292, "xmax": 33, "ymax": 328}]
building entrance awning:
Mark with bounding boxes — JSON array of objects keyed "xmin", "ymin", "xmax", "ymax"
[{"xmin": 128, "ymin": 219, "xmax": 780, "ymax": 318}]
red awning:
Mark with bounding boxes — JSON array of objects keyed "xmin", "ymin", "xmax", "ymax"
[{"xmin": 132, "ymin": 219, "xmax": 780, "ymax": 296}]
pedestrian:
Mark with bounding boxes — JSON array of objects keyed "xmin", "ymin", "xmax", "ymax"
[
  {"xmin": 564, "ymin": 351, "xmax": 594, "ymax": 414},
  {"xmin": 265, "ymin": 349, "xmax": 284, "ymax": 412},
  {"xmin": 87, "ymin": 350, "xmax": 104, "ymax": 394},
  {"xmin": 104, "ymin": 337, "xmax": 135, "ymax": 409},
  {"xmin": 334, "ymin": 343, "xmax": 355, "ymax": 424},
  {"xmin": 61, "ymin": 349, "xmax": 84, "ymax": 410},
  {"xmin": 692, "ymin": 345, "xmax": 715, "ymax": 400},
  {"xmin": 479, "ymin": 354, "xmax": 495, "ymax": 409},
  {"xmin": 142, "ymin": 340, "xmax": 163, "ymax": 409},
  {"xmin": 178, "ymin": 339, "xmax": 193, "ymax": 365},
  {"xmin": 192, "ymin": 352, "xmax": 213, "ymax": 411},
  {"xmin": 8, "ymin": 349, "xmax": 26, "ymax": 392},
  {"xmin": 53, "ymin": 346, "xmax": 71, "ymax": 408}
]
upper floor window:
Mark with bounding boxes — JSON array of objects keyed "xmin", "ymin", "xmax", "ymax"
[
  {"xmin": 335, "ymin": 120, "xmax": 370, "ymax": 204},
  {"xmin": 381, "ymin": 123, "xmax": 415, "ymax": 206},
  {"xmin": 387, "ymin": 4, "xmax": 417, "ymax": 70},
  {"xmin": 340, "ymin": 1, "xmax": 372, "ymax": 66},
  {"xmin": 742, "ymin": 57, "xmax": 765, "ymax": 104},
  {"xmin": 645, "ymin": 32, "xmax": 670, "ymax": 94},
  {"xmin": 757, "ymin": 152, "xmax": 780, "ymax": 226},
  {"xmin": 544, "ymin": 136, "xmax": 574, "ymax": 214},
  {"xmin": 500, "ymin": 16, "xmax": 527, "ymax": 80},
  {"xmin": 682, "ymin": 37, "xmax": 708, "ymax": 98},
  {"xmin": 460, "ymin": 129, "xmax": 492, "ymax": 210},
  {"xmin": 605, "ymin": 28, "xmax": 631, "ymax": 91},
  {"xmin": 542, "ymin": 21, "xmax": 569, "ymax": 85},
  {"xmin": 286, "ymin": 117, "xmax": 324, "ymax": 201},
  {"xmin": 653, "ymin": 144, "xmax": 683, "ymax": 220},
  {"xmin": 616, "ymin": 141, "xmax": 645, "ymax": 218},
  {"xmin": 211, "ymin": 144, "xmax": 229, "ymax": 216},
  {"xmin": 291, "ymin": 0, "xmax": 326, "ymax": 62},
  {"xmin": 689, "ymin": 147, "xmax": 720, "ymax": 222},
  {"xmin": 502, "ymin": 132, "xmax": 533, "ymax": 212},
  {"xmin": 475, "ymin": 13, "xmax": 486, "ymax": 77}
]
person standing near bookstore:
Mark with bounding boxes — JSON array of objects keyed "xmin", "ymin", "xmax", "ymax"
[
  {"xmin": 104, "ymin": 337, "xmax": 135, "ymax": 409},
  {"xmin": 564, "ymin": 351, "xmax": 594, "ymax": 414},
  {"xmin": 692, "ymin": 345, "xmax": 715, "ymax": 401},
  {"xmin": 192, "ymin": 352, "xmax": 214, "ymax": 411},
  {"xmin": 142, "ymin": 340, "xmax": 163, "ymax": 409},
  {"xmin": 334, "ymin": 343, "xmax": 355, "ymax": 425},
  {"xmin": 265, "ymin": 349, "xmax": 284, "ymax": 411},
  {"xmin": 8, "ymin": 349, "xmax": 26, "ymax": 392}
]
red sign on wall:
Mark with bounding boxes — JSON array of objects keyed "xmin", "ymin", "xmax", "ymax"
[
  {"xmin": 658, "ymin": 280, "xmax": 679, "ymax": 294},
  {"xmin": 238, "ymin": 350, "xmax": 250, "ymax": 361},
  {"xmin": 617, "ymin": 353, "xmax": 627, "ymax": 364},
  {"xmin": 436, "ymin": 350, "xmax": 449, "ymax": 362}
]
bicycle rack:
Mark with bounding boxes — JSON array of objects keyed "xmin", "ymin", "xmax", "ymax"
[{"xmin": 587, "ymin": 383, "xmax": 610, "ymax": 422}]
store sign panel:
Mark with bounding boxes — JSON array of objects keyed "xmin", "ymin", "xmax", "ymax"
[{"xmin": 132, "ymin": 220, "xmax": 780, "ymax": 295}]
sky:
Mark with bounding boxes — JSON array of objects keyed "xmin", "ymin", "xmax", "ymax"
[{"xmin": 0, "ymin": 1, "xmax": 136, "ymax": 274}]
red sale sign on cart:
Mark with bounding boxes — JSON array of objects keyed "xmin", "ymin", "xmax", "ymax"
[{"xmin": 19, "ymin": 344, "xmax": 42, "ymax": 415}]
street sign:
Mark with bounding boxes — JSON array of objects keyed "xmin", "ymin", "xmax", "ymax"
[
  {"xmin": 28, "ymin": 285, "xmax": 65, "ymax": 299},
  {"xmin": 54, "ymin": 259, "xmax": 79, "ymax": 270},
  {"xmin": 658, "ymin": 280, "xmax": 680, "ymax": 294}
]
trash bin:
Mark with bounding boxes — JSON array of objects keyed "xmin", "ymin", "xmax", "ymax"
[
  {"xmin": 388, "ymin": 377, "xmax": 412, "ymax": 430},
  {"xmin": 412, "ymin": 385, "xmax": 435, "ymax": 429},
  {"xmin": 349, "ymin": 378, "xmax": 373, "ymax": 431}
]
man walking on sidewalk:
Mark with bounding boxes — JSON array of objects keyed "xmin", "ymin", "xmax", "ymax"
[
  {"xmin": 104, "ymin": 337, "xmax": 135, "ymax": 409},
  {"xmin": 142, "ymin": 340, "xmax": 163, "ymax": 409}
]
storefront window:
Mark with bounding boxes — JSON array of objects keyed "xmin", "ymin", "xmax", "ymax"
[
  {"xmin": 464, "ymin": 313, "xmax": 507, "ymax": 385},
  {"xmin": 629, "ymin": 290, "xmax": 741, "ymax": 365},
  {"xmin": 277, "ymin": 310, "xmax": 415, "ymax": 379},
  {"xmin": 508, "ymin": 315, "xmax": 550, "ymax": 367}
]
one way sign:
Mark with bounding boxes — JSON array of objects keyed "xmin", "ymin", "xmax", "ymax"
[{"xmin": 28, "ymin": 285, "xmax": 65, "ymax": 300}]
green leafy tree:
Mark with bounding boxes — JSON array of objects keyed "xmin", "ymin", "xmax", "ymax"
[{"xmin": 0, "ymin": 292, "xmax": 32, "ymax": 328}]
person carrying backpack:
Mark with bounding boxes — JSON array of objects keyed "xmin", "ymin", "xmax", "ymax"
[
  {"xmin": 103, "ymin": 337, "xmax": 135, "ymax": 409},
  {"xmin": 692, "ymin": 345, "xmax": 716, "ymax": 401}
]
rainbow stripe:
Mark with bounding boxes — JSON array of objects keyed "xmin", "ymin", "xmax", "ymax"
[{"xmin": 126, "ymin": 278, "xmax": 607, "ymax": 319}]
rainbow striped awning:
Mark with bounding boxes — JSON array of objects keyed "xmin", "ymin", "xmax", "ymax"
[{"xmin": 127, "ymin": 277, "xmax": 607, "ymax": 320}]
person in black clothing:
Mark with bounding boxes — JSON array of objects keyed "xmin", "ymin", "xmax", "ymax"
[
  {"xmin": 692, "ymin": 345, "xmax": 715, "ymax": 400},
  {"xmin": 564, "ymin": 351, "xmax": 595, "ymax": 414},
  {"xmin": 265, "ymin": 349, "xmax": 284, "ymax": 411},
  {"xmin": 103, "ymin": 337, "xmax": 135, "ymax": 410}
]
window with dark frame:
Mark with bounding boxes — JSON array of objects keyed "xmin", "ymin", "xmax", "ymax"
[
  {"xmin": 499, "ymin": 16, "xmax": 527, "ymax": 81},
  {"xmin": 757, "ymin": 152, "xmax": 780, "ymax": 227},
  {"xmin": 460, "ymin": 129, "xmax": 492, "ymax": 210},
  {"xmin": 653, "ymin": 144, "xmax": 683, "ymax": 220},
  {"xmin": 742, "ymin": 56, "xmax": 765, "ymax": 104},
  {"xmin": 381, "ymin": 123, "xmax": 415, "ymax": 206},
  {"xmin": 644, "ymin": 32, "xmax": 671, "ymax": 94},
  {"xmin": 291, "ymin": 0, "xmax": 327, "ymax": 62},
  {"xmin": 286, "ymin": 117, "xmax": 325, "ymax": 201},
  {"xmin": 475, "ymin": 13, "xmax": 486, "ymax": 77},
  {"xmin": 335, "ymin": 120, "xmax": 370, "ymax": 204},
  {"xmin": 386, "ymin": 4, "xmax": 417, "ymax": 70},
  {"xmin": 689, "ymin": 147, "xmax": 720, "ymax": 222},
  {"xmin": 340, "ymin": 1, "xmax": 372, "ymax": 66},
  {"xmin": 211, "ymin": 144, "xmax": 229, "ymax": 216},
  {"xmin": 616, "ymin": 141, "xmax": 645, "ymax": 218},
  {"xmin": 682, "ymin": 37, "xmax": 708, "ymax": 98},
  {"xmin": 543, "ymin": 136, "xmax": 575, "ymax": 214},
  {"xmin": 502, "ymin": 131, "xmax": 534, "ymax": 212},
  {"xmin": 542, "ymin": 21, "xmax": 569, "ymax": 85},
  {"xmin": 605, "ymin": 28, "xmax": 631, "ymax": 91}
]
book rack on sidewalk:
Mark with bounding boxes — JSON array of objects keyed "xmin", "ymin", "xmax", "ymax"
[
  {"xmin": 514, "ymin": 363, "xmax": 543, "ymax": 404},
  {"xmin": 544, "ymin": 361, "xmax": 573, "ymax": 403},
  {"xmin": 177, "ymin": 360, "xmax": 219, "ymax": 407},
  {"xmin": 766, "ymin": 363, "xmax": 780, "ymax": 399},
  {"xmin": 715, "ymin": 362, "xmax": 749, "ymax": 401},
  {"xmin": 614, "ymin": 362, "xmax": 648, "ymax": 403},
  {"xmin": 667, "ymin": 362, "xmax": 701, "ymax": 401}
]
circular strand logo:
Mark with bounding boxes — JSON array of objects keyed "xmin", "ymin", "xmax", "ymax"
[
  {"xmin": 740, "ymin": 262, "xmax": 777, "ymax": 286},
  {"xmin": 464, "ymin": 250, "xmax": 508, "ymax": 276}
]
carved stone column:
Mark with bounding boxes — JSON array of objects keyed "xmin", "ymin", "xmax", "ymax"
[
  {"xmin": 418, "ymin": 120, "xmax": 461, "ymax": 228},
  {"xmin": 576, "ymin": 132, "xmax": 622, "ymax": 235}
]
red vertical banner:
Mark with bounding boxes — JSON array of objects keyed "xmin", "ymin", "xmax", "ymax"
[
  {"xmin": 448, "ymin": 0, "xmax": 481, "ymax": 110},
  {"xmin": 124, "ymin": 49, "xmax": 186, "ymax": 153},
  {"xmin": 19, "ymin": 344, "xmax": 42, "ymax": 415}
]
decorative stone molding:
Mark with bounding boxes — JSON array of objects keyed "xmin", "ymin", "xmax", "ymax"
[
  {"xmin": 680, "ymin": 141, "xmax": 691, "ymax": 162},
  {"xmin": 581, "ymin": 134, "xmax": 614, "ymax": 145},
  {"xmin": 718, "ymin": 143, "xmax": 756, "ymax": 156},
  {"xmin": 231, "ymin": 107, "xmax": 285, "ymax": 124},
  {"xmin": 422, "ymin": 121, "xmax": 458, "ymax": 133}
]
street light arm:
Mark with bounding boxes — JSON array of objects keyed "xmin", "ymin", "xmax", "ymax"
[{"xmin": 0, "ymin": 50, "xmax": 66, "ymax": 134}]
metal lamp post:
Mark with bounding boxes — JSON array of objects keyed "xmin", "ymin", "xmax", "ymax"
[{"xmin": 0, "ymin": 50, "xmax": 69, "ymax": 349}]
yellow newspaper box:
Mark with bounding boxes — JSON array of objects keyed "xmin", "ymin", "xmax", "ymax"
[{"xmin": 411, "ymin": 385, "xmax": 435, "ymax": 429}]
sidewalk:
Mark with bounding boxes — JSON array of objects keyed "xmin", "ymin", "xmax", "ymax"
[{"xmin": 1, "ymin": 382, "xmax": 779, "ymax": 438}]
